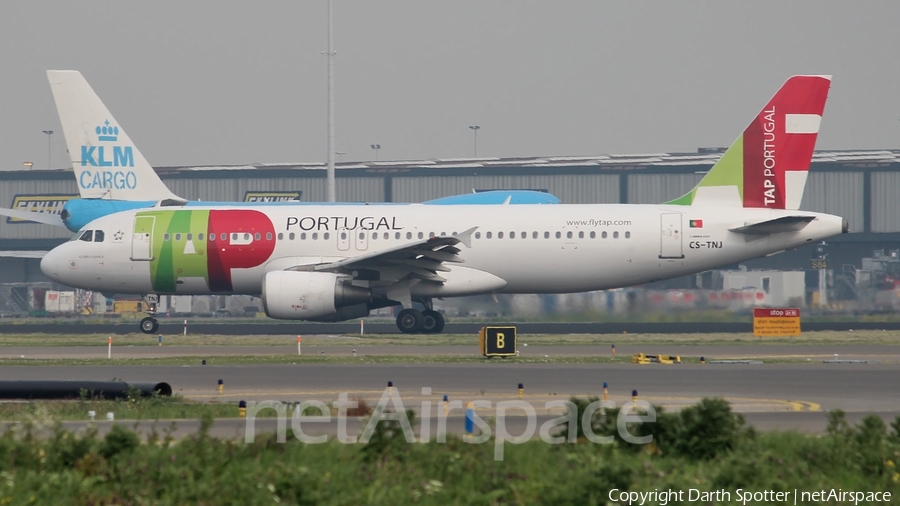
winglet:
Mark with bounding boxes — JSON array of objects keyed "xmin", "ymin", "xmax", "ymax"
[
  {"xmin": 667, "ymin": 75, "xmax": 831, "ymax": 210},
  {"xmin": 454, "ymin": 226, "xmax": 478, "ymax": 248}
]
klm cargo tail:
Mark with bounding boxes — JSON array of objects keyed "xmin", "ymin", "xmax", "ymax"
[{"xmin": 0, "ymin": 71, "xmax": 559, "ymax": 232}]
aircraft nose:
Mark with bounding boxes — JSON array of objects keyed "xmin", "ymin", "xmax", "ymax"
[{"xmin": 40, "ymin": 247, "xmax": 61, "ymax": 281}]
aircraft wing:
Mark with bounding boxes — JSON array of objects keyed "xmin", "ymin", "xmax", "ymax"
[
  {"xmin": 294, "ymin": 227, "xmax": 477, "ymax": 283},
  {"xmin": 729, "ymin": 216, "xmax": 815, "ymax": 235},
  {"xmin": 0, "ymin": 208, "xmax": 66, "ymax": 227}
]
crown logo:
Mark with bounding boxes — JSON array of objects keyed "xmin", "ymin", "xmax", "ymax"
[{"xmin": 95, "ymin": 120, "xmax": 119, "ymax": 142}]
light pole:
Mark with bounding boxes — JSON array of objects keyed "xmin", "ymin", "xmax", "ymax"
[
  {"xmin": 336, "ymin": 151, "xmax": 346, "ymax": 162},
  {"xmin": 370, "ymin": 144, "xmax": 381, "ymax": 161},
  {"xmin": 468, "ymin": 125, "xmax": 480, "ymax": 157},
  {"xmin": 23, "ymin": 162, "xmax": 33, "ymax": 171},
  {"xmin": 42, "ymin": 130, "xmax": 54, "ymax": 168},
  {"xmin": 323, "ymin": 0, "xmax": 337, "ymax": 203}
]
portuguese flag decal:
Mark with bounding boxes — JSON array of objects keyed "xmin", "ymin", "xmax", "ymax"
[{"xmin": 689, "ymin": 219, "xmax": 703, "ymax": 228}]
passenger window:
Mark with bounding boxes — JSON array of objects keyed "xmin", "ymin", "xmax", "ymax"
[
  {"xmin": 578, "ymin": 231, "xmax": 584, "ymax": 239},
  {"xmin": 407, "ymin": 232, "xmax": 412, "ymax": 239},
  {"xmin": 186, "ymin": 233, "xmax": 192, "ymax": 241},
  {"xmin": 590, "ymin": 231, "xmax": 596, "ymax": 239},
  {"xmin": 555, "ymin": 231, "xmax": 561, "ymax": 239},
  {"xmin": 163, "ymin": 233, "xmax": 170, "ymax": 242},
  {"xmin": 244, "ymin": 233, "xmax": 251, "ymax": 241},
  {"xmin": 323, "ymin": 232, "xmax": 330, "ymax": 240},
  {"xmin": 395, "ymin": 232, "xmax": 401, "ymax": 240},
  {"xmin": 94, "ymin": 230, "xmax": 105, "ymax": 242},
  {"xmin": 418, "ymin": 232, "xmax": 424, "ymax": 239},
  {"xmin": 567, "ymin": 231, "xmax": 573, "ymax": 239},
  {"xmin": 277, "ymin": 233, "xmax": 283, "ymax": 240},
  {"xmin": 300, "ymin": 233, "xmax": 306, "ymax": 240},
  {"xmin": 544, "ymin": 232, "xmax": 550, "ymax": 239},
  {"xmin": 312, "ymin": 233, "xmax": 318, "ymax": 240},
  {"xmin": 254, "ymin": 233, "xmax": 261, "ymax": 241},
  {"xmin": 625, "ymin": 231, "xmax": 631, "ymax": 239},
  {"xmin": 220, "ymin": 233, "xmax": 227, "ymax": 241},
  {"xmin": 384, "ymin": 233, "xmax": 389, "ymax": 240},
  {"xmin": 440, "ymin": 232, "xmax": 446, "ymax": 237},
  {"xmin": 429, "ymin": 232, "xmax": 435, "ymax": 238},
  {"xmin": 359, "ymin": 232, "xmax": 365, "ymax": 240},
  {"xmin": 175, "ymin": 233, "xmax": 182, "ymax": 241},
  {"xmin": 266, "ymin": 232, "xmax": 273, "ymax": 241},
  {"xmin": 231, "ymin": 233, "xmax": 238, "ymax": 241},
  {"xmin": 373, "ymin": 232, "xmax": 378, "ymax": 239},
  {"xmin": 210, "ymin": 233, "xmax": 216, "ymax": 242},
  {"xmin": 289, "ymin": 233, "xmax": 296, "ymax": 240},
  {"xmin": 509, "ymin": 232, "xmax": 515, "ymax": 239},
  {"xmin": 198, "ymin": 233, "xmax": 204, "ymax": 241},
  {"xmin": 613, "ymin": 231, "xmax": 619, "ymax": 239},
  {"xmin": 475, "ymin": 232, "xmax": 481, "ymax": 239},
  {"xmin": 340, "ymin": 232, "xmax": 347, "ymax": 240},
  {"xmin": 498, "ymin": 232, "xmax": 504, "ymax": 239},
  {"xmin": 602, "ymin": 231, "xmax": 608, "ymax": 239},
  {"xmin": 486, "ymin": 232, "xmax": 492, "ymax": 239}
]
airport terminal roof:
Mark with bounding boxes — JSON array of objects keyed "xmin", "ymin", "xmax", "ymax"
[
  {"xmin": 5, "ymin": 149, "xmax": 900, "ymax": 178},
  {"xmin": 150, "ymin": 149, "xmax": 900, "ymax": 174}
]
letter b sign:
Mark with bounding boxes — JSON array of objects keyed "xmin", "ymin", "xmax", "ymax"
[{"xmin": 483, "ymin": 326, "xmax": 517, "ymax": 357}]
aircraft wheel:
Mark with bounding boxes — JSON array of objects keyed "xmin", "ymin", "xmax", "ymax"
[
  {"xmin": 140, "ymin": 317, "xmax": 159, "ymax": 334},
  {"xmin": 396, "ymin": 309, "xmax": 424, "ymax": 334},
  {"xmin": 422, "ymin": 310, "xmax": 445, "ymax": 334}
]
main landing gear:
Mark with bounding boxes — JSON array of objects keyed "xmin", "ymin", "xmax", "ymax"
[
  {"xmin": 139, "ymin": 294, "xmax": 160, "ymax": 334},
  {"xmin": 395, "ymin": 299, "xmax": 445, "ymax": 334}
]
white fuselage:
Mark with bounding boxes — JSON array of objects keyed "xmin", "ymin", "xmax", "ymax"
[{"xmin": 41, "ymin": 203, "xmax": 845, "ymax": 297}]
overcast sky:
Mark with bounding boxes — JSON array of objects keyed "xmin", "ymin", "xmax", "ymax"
[{"xmin": 1, "ymin": 1, "xmax": 898, "ymax": 170}]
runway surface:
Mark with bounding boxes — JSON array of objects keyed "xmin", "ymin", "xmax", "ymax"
[
  {"xmin": 4, "ymin": 320, "xmax": 900, "ymax": 335},
  {"xmin": 0, "ymin": 362, "xmax": 896, "ymax": 415}
]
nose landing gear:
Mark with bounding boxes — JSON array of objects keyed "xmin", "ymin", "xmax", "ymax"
[
  {"xmin": 140, "ymin": 316, "xmax": 159, "ymax": 334},
  {"xmin": 139, "ymin": 294, "xmax": 160, "ymax": 334}
]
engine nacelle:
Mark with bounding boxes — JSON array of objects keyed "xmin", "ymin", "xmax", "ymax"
[{"xmin": 262, "ymin": 271, "xmax": 371, "ymax": 320}]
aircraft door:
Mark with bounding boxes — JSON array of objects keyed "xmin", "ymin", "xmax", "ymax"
[
  {"xmin": 355, "ymin": 230, "xmax": 369, "ymax": 251},
  {"xmin": 659, "ymin": 213, "xmax": 684, "ymax": 259},
  {"xmin": 337, "ymin": 229, "xmax": 350, "ymax": 251},
  {"xmin": 131, "ymin": 215, "xmax": 155, "ymax": 261}
]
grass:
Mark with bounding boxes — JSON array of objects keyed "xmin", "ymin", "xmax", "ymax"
[
  {"xmin": 0, "ymin": 395, "xmax": 242, "ymax": 423},
  {"xmin": 0, "ymin": 353, "xmax": 860, "ymax": 367},
  {"xmin": 0, "ymin": 329, "xmax": 900, "ymax": 347}
]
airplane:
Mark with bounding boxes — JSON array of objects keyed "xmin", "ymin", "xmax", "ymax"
[
  {"xmin": 39, "ymin": 75, "xmax": 846, "ymax": 334},
  {"xmin": 0, "ymin": 70, "xmax": 559, "ymax": 232}
]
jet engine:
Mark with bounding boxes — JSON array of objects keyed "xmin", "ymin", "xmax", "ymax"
[{"xmin": 262, "ymin": 271, "xmax": 371, "ymax": 320}]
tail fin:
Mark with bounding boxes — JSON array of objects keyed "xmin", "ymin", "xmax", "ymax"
[
  {"xmin": 668, "ymin": 75, "xmax": 831, "ymax": 209},
  {"xmin": 46, "ymin": 70, "xmax": 184, "ymax": 202}
]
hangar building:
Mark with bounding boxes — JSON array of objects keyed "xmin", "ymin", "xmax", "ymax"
[{"xmin": 2, "ymin": 148, "xmax": 899, "ymax": 295}]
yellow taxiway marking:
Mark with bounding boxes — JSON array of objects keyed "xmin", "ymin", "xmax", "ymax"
[{"xmin": 187, "ymin": 391, "xmax": 822, "ymax": 412}]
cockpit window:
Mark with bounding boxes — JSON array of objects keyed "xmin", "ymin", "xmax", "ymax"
[
  {"xmin": 94, "ymin": 230, "xmax": 105, "ymax": 243},
  {"xmin": 79, "ymin": 230, "xmax": 93, "ymax": 242}
]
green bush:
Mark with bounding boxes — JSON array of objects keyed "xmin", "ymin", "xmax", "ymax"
[{"xmin": 0, "ymin": 401, "xmax": 894, "ymax": 504}]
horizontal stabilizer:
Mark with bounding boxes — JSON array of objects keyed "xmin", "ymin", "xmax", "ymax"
[
  {"xmin": 0, "ymin": 208, "xmax": 66, "ymax": 228},
  {"xmin": 729, "ymin": 216, "xmax": 815, "ymax": 235}
]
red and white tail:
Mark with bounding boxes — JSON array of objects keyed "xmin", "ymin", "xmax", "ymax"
[{"xmin": 669, "ymin": 75, "xmax": 831, "ymax": 209}]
